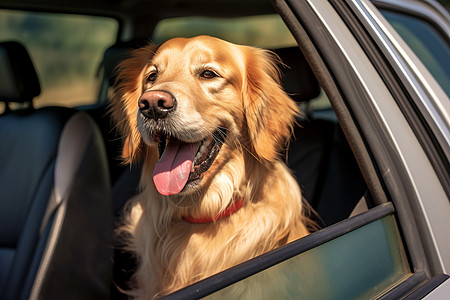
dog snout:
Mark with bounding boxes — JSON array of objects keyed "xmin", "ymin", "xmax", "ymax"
[{"xmin": 139, "ymin": 90, "xmax": 176, "ymax": 120}]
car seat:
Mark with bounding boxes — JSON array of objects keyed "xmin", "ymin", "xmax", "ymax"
[
  {"xmin": 0, "ymin": 41, "xmax": 113, "ymax": 300},
  {"xmin": 95, "ymin": 40, "xmax": 148, "ymax": 299},
  {"xmin": 80, "ymin": 39, "xmax": 151, "ymax": 186},
  {"xmin": 275, "ymin": 46, "xmax": 369, "ymax": 225}
]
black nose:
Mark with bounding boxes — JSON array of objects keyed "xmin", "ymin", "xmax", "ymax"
[{"xmin": 138, "ymin": 90, "xmax": 176, "ymax": 120}]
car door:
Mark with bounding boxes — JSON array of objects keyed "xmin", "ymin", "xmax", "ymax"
[{"xmin": 160, "ymin": 0, "xmax": 450, "ymax": 299}]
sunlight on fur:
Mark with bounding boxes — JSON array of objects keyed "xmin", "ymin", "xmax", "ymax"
[{"xmin": 111, "ymin": 35, "xmax": 310, "ymax": 299}]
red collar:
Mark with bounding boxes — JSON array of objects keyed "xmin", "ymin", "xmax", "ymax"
[{"xmin": 183, "ymin": 199, "xmax": 244, "ymax": 224}]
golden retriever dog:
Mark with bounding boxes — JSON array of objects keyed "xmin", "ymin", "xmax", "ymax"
[{"xmin": 111, "ymin": 35, "xmax": 309, "ymax": 299}]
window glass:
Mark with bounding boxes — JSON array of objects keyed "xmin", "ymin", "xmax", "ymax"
[
  {"xmin": 0, "ymin": 9, "xmax": 118, "ymax": 108},
  {"xmin": 382, "ymin": 10, "xmax": 450, "ymax": 97},
  {"xmin": 204, "ymin": 215, "xmax": 410, "ymax": 299},
  {"xmin": 153, "ymin": 15, "xmax": 297, "ymax": 49}
]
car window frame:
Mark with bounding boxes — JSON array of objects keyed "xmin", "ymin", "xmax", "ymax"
[
  {"xmin": 279, "ymin": 0, "xmax": 449, "ymax": 290},
  {"xmin": 270, "ymin": 0, "xmax": 433, "ymax": 295}
]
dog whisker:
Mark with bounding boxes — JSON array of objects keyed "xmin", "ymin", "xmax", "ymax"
[
  {"xmin": 242, "ymin": 144, "xmax": 262, "ymax": 163},
  {"xmin": 109, "ymin": 116, "xmax": 129, "ymax": 134},
  {"xmin": 212, "ymin": 133, "xmax": 225, "ymax": 145}
]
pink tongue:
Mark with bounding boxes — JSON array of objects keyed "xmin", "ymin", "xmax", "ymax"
[{"xmin": 153, "ymin": 139, "xmax": 201, "ymax": 195}]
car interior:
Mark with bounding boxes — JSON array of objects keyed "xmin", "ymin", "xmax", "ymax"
[
  {"xmin": 0, "ymin": 41, "xmax": 112, "ymax": 300},
  {"xmin": 0, "ymin": 1, "xmax": 376, "ymax": 299}
]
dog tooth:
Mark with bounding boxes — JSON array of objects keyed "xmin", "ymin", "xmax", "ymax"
[
  {"xmin": 199, "ymin": 144, "xmax": 205, "ymax": 155},
  {"xmin": 192, "ymin": 138, "xmax": 213, "ymax": 167},
  {"xmin": 194, "ymin": 151, "xmax": 201, "ymax": 165}
]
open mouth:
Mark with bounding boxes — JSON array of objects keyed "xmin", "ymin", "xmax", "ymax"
[{"xmin": 152, "ymin": 129, "xmax": 227, "ymax": 195}]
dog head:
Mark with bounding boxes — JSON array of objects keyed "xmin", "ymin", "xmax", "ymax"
[{"xmin": 112, "ymin": 36, "xmax": 299, "ymax": 197}]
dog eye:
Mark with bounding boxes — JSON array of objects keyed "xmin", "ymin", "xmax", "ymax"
[
  {"xmin": 147, "ymin": 72, "xmax": 158, "ymax": 82},
  {"xmin": 200, "ymin": 70, "xmax": 218, "ymax": 79}
]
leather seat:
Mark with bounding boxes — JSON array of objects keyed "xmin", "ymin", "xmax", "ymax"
[
  {"xmin": 0, "ymin": 41, "xmax": 113, "ymax": 300},
  {"xmin": 275, "ymin": 47, "xmax": 368, "ymax": 225},
  {"xmin": 99, "ymin": 40, "xmax": 147, "ymax": 299}
]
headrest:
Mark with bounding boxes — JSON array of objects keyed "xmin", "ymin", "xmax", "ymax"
[
  {"xmin": 0, "ymin": 41, "xmax": 40, "ymax": 103},
  {"xmin": 103, "ymin": 39, "xmax": 150, "ymax": 86},
  {"xmin": 274, "ymin": 47, "xmax": 320, "ymax": 102}
]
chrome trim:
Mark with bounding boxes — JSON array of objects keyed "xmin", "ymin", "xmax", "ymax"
[
  {"xmin": 360, "ymin": 0, "xmax": 450, "ymax": 159},
  {"xmin": 374, "ymin": 0, "xmax": 450, "ymax": 36}
]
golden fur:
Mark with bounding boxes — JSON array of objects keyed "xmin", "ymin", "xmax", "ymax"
[{"xmin": 111, "ymin": 36, "xmax": 309, "ymax": 299}]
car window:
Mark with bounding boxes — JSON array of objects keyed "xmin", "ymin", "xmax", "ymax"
[
  {"xmin": 207, "ymin": 214, "xmax": 409, "ymax": 300},
  {"xmin": 153, "ymin": 14, "xmax": 296, "ymax": 49},
  {"xmin": 165, "ymin": 205, "xmax": 411, "ymax": 299},
  {"xmin": 0, "ymin": 9, "xmax": 118, "ymax": 109},
  {"xmin": 381, "ymin": 10, "xmax": 450, "ymax": 97}
]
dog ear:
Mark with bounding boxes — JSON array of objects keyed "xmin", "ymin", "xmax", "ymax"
[
  {"xmin": 243, "ymin": 48, "xmax": 299, "ymax": 162},
  {"xmin": 110, "ymin": 44, "xmax": 159, "ymax": 164}
]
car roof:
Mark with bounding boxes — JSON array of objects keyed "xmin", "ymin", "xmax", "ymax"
[{"xmin": 0, "ymin": 0, "xmax": 276, "ymax": 19}]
